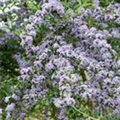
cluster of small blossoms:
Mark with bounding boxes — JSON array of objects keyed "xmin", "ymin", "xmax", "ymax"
[
  {"xmin": 0, "ymin": 0, "xmax": 36, "ymax": 47},
  {"xmin": 70, "ymin": 16, "xmax": 120, "ymax": 114},
  {"xmin": 69, "ymin": 3, "xmax": 120, "ymax": 115},
  {"xmin": 1, "ymin": 0, "xmax": 120, "ymax": 119},
  {"xmin": 0, "ymin": 0, "xmax": 39, "ymax": 119},
  {"xmin": 77, "ymin": 2, "xmax": 120, "ymax": 40}
]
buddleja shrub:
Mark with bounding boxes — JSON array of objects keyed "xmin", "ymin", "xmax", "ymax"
[{"xmin": 0, "ymin": 0, "xmax": 120, "ymax": 120}]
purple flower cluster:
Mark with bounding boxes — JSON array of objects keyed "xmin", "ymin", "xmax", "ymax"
[
  {"xmin": 0, "ymin": 0, "xmax": 34, "ymax": 47},
  {"xmin": 1, "ymin": 0, "xmax": 120, "ymax": 119},
  {"xmin": 70, "ymin": 16, "xmax": 120, "ymax": 114}
]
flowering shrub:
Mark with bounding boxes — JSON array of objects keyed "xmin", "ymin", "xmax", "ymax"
[{"xmin": 0, "ymin": 0, "xmax": 120, "ymax": 120}]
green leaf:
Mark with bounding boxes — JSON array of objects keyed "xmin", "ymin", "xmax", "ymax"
[{"xmin": 77, "ymin": 0, "xmax": 82, "ymax": 5}]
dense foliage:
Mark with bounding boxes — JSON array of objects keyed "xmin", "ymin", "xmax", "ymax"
[{"xmin": 0, "ymin": 0, "xmax": 120, "ymax": 120}]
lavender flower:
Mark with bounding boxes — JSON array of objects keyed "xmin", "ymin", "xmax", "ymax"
[{"xmin": 1, "ymin": 0, "xmax": 120, "ymax": 119}]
